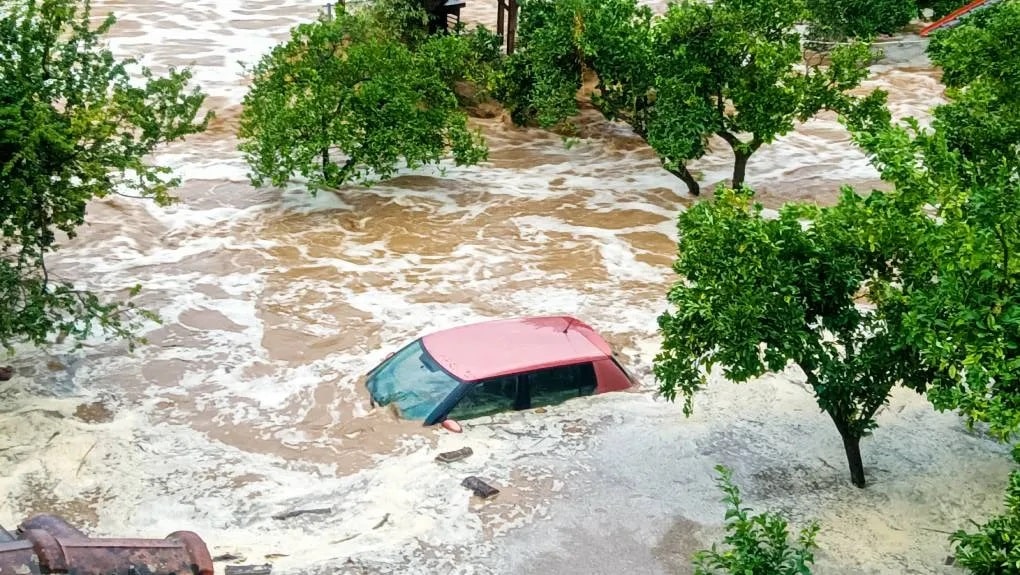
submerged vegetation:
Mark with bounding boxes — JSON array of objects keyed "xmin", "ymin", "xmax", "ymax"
[{"xmin": 237, "ymin": 8, "xmax": 493, "ymax": 190}]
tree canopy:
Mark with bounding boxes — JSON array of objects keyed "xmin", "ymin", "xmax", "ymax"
[
  {"xmin": 805, "ymin": 0, "xmax": 916, "ymax": 43},
  {"xmin": 237, "ymin": 8, "xmax": 489, "ymax": 190},
  {"xmin": 853, "ymin": 0, "xmax": 1020, "ymax": 438},
  {"xmin": 655, "ymin": 0, "xmax": 1020, "ymax": 488},
  {"xmin": 0, "ymin": 0, "xmax": 209, "ymax": 351},
  {"xmin": 654, "ymin": 186, "xmax": 931, "ymax": 487},
  {"xmin": 498, "ymin": 0, "xmax": 888, "ymax": 196},
  {"xmin": 926, "ymin": 0, "xmax": 1020, "ymax": 170}
]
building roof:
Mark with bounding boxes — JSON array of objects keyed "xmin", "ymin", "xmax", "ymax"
[{"xmin": 421, "ymin": 316, "xmax": 612, "ymax": 382}]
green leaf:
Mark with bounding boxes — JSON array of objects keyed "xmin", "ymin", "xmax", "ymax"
[
  {"xmin": 0, "ymin": 0, "xmax": 209, "ymax": 351},
  {"xmin": 497, "ymin": 0, "xmax": 879, "ymax": 197},
  {"xmin": 237, "ymin": 9, "xmax": 489, "ymax": 190}
]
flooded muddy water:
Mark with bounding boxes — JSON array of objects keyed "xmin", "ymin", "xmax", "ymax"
[{"xmin": 0, "ymin": 1, "xmax": 1010, "ymax": 573}]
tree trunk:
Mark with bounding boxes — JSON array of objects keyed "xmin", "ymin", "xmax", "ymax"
[
  {"xmin": 838, "ymin": 426, "xmax": 866, "ymax": 488},
  {"xmin": 797, "ymin": 361, "xmax": 869, "ymax": 489},
  {"xmin": 732, "ymin": 151, "xmax": 749, "ymax": 189},
  {"xmin": 665, "ymin": 164, "xmax": 701, "ymax": 197}
]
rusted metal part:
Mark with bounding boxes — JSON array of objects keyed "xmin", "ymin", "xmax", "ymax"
[
  {"xmin": 0, "ymin": 514, "xmax": 213, "ymax": 575},
  {"xmin": 18, "ymin": 514, "xmax": 87, "ymax": 539},
  {"xmin": 0, "ymin": 540, "xmax": 41, "ymax": 575},
  {"xmin": 169, "ymin": 530, "xmax": 214, "ymax": 575}
]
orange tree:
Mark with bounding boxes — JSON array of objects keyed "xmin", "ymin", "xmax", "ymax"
[
  {"xmin": 0, "ymin": 0, "xmax": 209, "ymax": 350},
  {"xmin": 655, "ymin": 0, "xmax": 1020, "ymax": 491},
  {"xmin": 238, "ymin": 7, "xmax": 489, "ymax": 190},
  {"xmin": 496, "ymin": 0, "xmax": 887, "ymax": 196}
]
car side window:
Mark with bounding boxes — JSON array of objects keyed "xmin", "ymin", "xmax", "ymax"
[
  {"xmin": 447, "ymin": 375, "xmax": 518, "ymax": 420},
  {"xmin": 527, "ymin": 362, "xmax": 597, "ymax": 408},
  {"xmin": 446, "ymin": 363, "xmax": 598, "ymax": 421}
]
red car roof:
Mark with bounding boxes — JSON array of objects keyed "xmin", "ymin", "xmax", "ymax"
[{"xmin": 421, "ymin": 316, "xmax": 613, "ymax": 382}]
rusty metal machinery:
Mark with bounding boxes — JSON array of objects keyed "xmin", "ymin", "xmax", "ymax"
[{"xmin": 0, "ymin": 513, "xmax": 213, "ymax": 575}]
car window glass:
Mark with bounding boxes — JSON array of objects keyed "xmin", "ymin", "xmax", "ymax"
[
  {"xmin": 446, "ymin": 363, "xmax": 598, "ymax": 421},
  {"xmin": 365, "ymin": 340, "xmax": 462, "ymax": 420},
  {"xmin": 528, "ymin": 362, "xmax": 597, "ymax": 408},
  {"xmin": 447, "ymin": 374, "xmax": 518, "ymax": 420}
]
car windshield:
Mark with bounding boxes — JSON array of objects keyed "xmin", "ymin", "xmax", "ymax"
[{"xmin": 366, "ymin": 339, "xmax": 463, "ymax": 421}]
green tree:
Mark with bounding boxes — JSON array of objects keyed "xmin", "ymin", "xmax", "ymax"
[
  {"xmin": 494, "ymin": 0, "xmax": 589, "ymax": 130},
  {"xmin": 364, "ymin": 0, "xmax": 430, "ymax": 47},
  {"xmin": 238, "ymin": 9, "xmax": 487, "ymax": 190},
  {"xmin": 858, "ymin": 125, "xmax": 1020, "ymax": 439},
  {"xmin": 497, "ymin": 0, "xmax": 887, "ymax": 196},
  {"xmin": 654, "ymin": 187, "xmax": 930, "ymax": 487},
  {"xmin": 852, "ymin": 0, "xmax": 1020, "ymax": 438},
  {"xmin": 951, "ymin": 446, "xmax": 1020, "ymax": 574},
  {"xmin": 805, "ymin": 0, "xmax": 916, "ymax": 43},
  {"xmin": 925, "ymin": 0, "xmax": 1020, "ymax": 169},
  {"xmin": 0, "ymin": 0, "xmax": 209, "ymax": 351},
  {"xmin": 854, "ymin": 6, "xmax": 1020, "ymax": 567},
  {"xmin": 694, "ymin": 465, "xmax": 820, "ymax": 574}
]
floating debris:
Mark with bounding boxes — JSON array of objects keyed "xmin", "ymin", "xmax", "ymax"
[
  {"xmin": 435, "ymin": 446, "xmax": 473, "ymax": 463},
  {"xmin": 461, "ymin": 476, "xmax": 500, "ymax": 499},
  {"xmin": 213, "ymin": 552, "xmax": 246, "ymax": 562},
  {"xmin": 271, "ymin": 507, "xmax": 332, "ymax": 521},
  {"xmin": 225, "ymin": 565, "xmax": 273, "ymax": 575}
]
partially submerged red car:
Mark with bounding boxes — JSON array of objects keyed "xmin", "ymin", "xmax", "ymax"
[{"xmin": 365, "ymin": 316, "xmax": 636, "ymax": 426}]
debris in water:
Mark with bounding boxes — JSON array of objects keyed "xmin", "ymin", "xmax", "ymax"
[
  {"xmin": 435, "ymin": 446, "xmax": 473, "ymax": 463},
  {"xmin": 75, "ymin": 441, "xmax": 98, "ymax": 477},
  {"xmin": 225, "ymin": 565, "xmax": 272, "ymax": 575},
  {"xmin": 213, "ymin": 552, "xmax": 246, "ymax": 562},
  {"xmin": 73, "ymin": 400, "xmax": 115, "ymax": 423},
  {"xmin": 372, "ymin": 513, "xmax": 390, "ymax": 530},
  {"xmin": 461, "ymin": 476, "xmax": 500, "ymax": 499},
  {"xmin": 945, "ymin": 556, "xmax": 956, "ymax": 566},
  {"xmin": 0, "ymin": 366, "xmax": 11, "ymax": 381},
  {"xmin": 271, "ymin": 507, "xmax": 332, "ymax": 521}
]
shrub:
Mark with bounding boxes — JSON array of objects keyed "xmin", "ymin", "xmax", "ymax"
[
  {"xmin": 951, "ymin": 447, "xmax": 1020, "ymax": 574},
  {"xmin": 806, "ymin": 0, "xmax": 916, "ymax": 42},
  {"xmin": 694, "ymin": 466, "xmax": 821, "ymax": 575}
]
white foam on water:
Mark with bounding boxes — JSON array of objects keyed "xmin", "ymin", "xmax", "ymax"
[{"xmin": 511, "ymin": 215, "xmax": 668, "ymax": 283}]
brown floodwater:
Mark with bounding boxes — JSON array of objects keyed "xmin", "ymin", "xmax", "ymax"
[{"xmin": 2, "ymin": 2, "xmax": 1000, "ymax": 574}]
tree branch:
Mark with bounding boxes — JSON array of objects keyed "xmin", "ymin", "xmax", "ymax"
[{"xmin": 717, "ymin": 130, "xmax": 739, "ymax": 150}]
